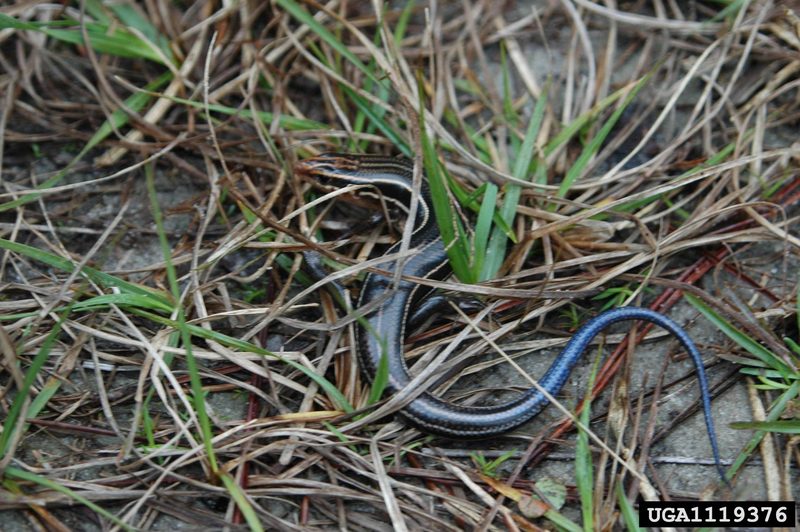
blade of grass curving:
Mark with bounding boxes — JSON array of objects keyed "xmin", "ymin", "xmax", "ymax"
[
  {"xmin": 544, "ymin": 509, "xmax": 583, "ymax": 532},
  {"xmin": 131, "ymin": 308, "xmax": 352, "ymax": 412},
  {"xmin": 463, "ymin": 183, "xmax": 488, "ymax": 205},
  {"xmin": 301, "ymin": 209, "xmax": 395, "ymax": 408},
  {"xmin": 785, "ymin": 336, "xmax": 800, "ymax": 358},
  {"xmin": 0, "ymin": 312, "xmax": 39, "ymax": 321},
  {"xmin": 447, "ymin": 178, "xmax": 514, "ymax": 239},
  {"xmin": 441, "ymin": 108, "xmax": 491, "ymax": 161},
  {"xmin": 145, "ymin": 165, "xmax": 267, "ymax": 525},
  {"xmin": 724, "ymin": 379, "xmax": 799, "ymax": 481},
  {"xmin": 0, "ymin": 71, "xmax": 171, "ymax": 214},
  {"xmin": 343, "ymin": 86, "xmax": 411, "ymax": 156},
  {"xmin": 711, "ymin": 0, "xmax": 747, "ymax": 21},
  {"xmin": 87, "ymin": 71, "xmax": 172, "ymax": 145},
  {"xmin": 4, "ymin": 467, "xmax": 133, "ymax": 530},
  {"xmin": 480, "ymin": 83, "xmax": 548, "ymax": 280},
  {"xmin": 576, "ymin": 351, "xmax": 601, "ymax": 531},
  {"xmin": 170, "ymin": 96, "xmax": 327, "ymax": 131},
  {"xmin": 142, "ymin": 407, "xmax": 157, "ymax": 450},
  {"xmin": 661, "ymin": 195, "xmax": 692, "ymax": 221},
  {"xmin": 275, "ymin": 0, "xmax": 379, "ymax": 85},
  {"xmin": 349, "ymin": 15, "xmax": 392, "ymax": 153},
  {"xmin": 219, "ymin": 473, "xmax": 264, "ymax": 532},
  {"xmin": 0, "ymin": 239, "xmax": 172, "ymax": 305},
  {"xmin": 349, "ymin": 63, "xmax": 377, "ymax": 151},
  {"xmin": 322, "ymin": 423, "xmax": 360, "ymax": 454},
  {"xmin": 418, "ymin": 86, "xmax": 473, "ymax": 283},
  {"xmin": 72, "ymin": 293, "xmax": 175, "ymax": 313},
  {"xmin": 0, "ymin": 14, "xmax": 165, "ymax": 64},
  {"xmin": 82, "ymin": 0, "xmax": 110, "ymax": 24},
  {"xmin": 87, "ymin": 0, "xmax": 173, "ymax": 60},
  {"xmin": 393, "ymin": 0, "xmax": 416, "ymax": 44},
  {"xmin": 367, "ymin": 350, "xmax": 390, "ymax": 405},
  {"xmin": 738, "ymin": 368, "xmax": 795, "ymax": 379},
  {"xmin": 500, "ymin": 43, "xmax": 516, "ymax": 143},
  {"xmin": 752, "ymin": 378, "xmax": 792, "ymax": 391},
  {"xmin": 511, "ymin": 87, "xmax": 548, "ymax": 182},
  {"xmin": 25, "ymin": 368, "xmax": 77, "ymax": 439},
  {"xmin": 470, "ymin": 183, "xmax": 497, "ymax": 279},
  {"xmin": 0, "ymin": 308, "xmax": 70, "ymax": 459},
  {"xmin": 557, "ymin": 76, "xmax": 648, "ymax": 199},
  {"xmin": 541, "ymin": 79, "xmax": 638, "ymax": 159},
  {"xmin": 452, "ymin": 78, "xmax": 484, "ymax": 98},
  {"xmin": 46, "ymin": 24, "xmax": 166, "ymax": 63},
  {"xmin": 730, "ymin": 420, "xmax": 800, "ymax": 433},
  {"xmin": 685, "ymin": 294, "xmax": 793, "ymax": 376},
  {"xmin": 613, "ymin": 134, "xmax": 736, "ymax": 215},
  {"xmin": 615, "ymin": 483, "xmax": 641, "ymax": 531},
  {"xmin": 145, "ymin": 164, "xmax": 219, "ymax": 475}
]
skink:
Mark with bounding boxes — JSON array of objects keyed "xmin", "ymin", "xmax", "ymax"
[{"xmin": 296, "ymin": 152, "xmax": 725, "ymax": 478}]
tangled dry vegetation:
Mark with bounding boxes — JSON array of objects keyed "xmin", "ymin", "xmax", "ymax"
[{"xmin": 0, "ymin": 1, "xmax": 799, "ymax": 530}]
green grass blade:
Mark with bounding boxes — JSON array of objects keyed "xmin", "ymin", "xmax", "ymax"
[
  {"xmin": 0, "ymin": 238, "xmax": 172, "ymax": 306},
  {"xmin": 148, "ymin": 168, "xmax": 263, "ymax": 525},
  {"xmin": 393, "ymin": 1, "xmax": 416, "ymax": 43},
  {"xmin": 72, "ymin": 293, "xmax": 175, "ymax": 313},
  {"xmin": 4, "ymin": 467, "xmax": 134, "ymax": 530},
  {"xmin": 367, "ymin": 351, "xmax": 390, "ymax": 405},
  {"xmin": 612, "ymin": 126, "xmax": 736, "ymax": 216},
  {"xmin": 145, "ymin": 163, "xmax": 218, "ymax": 473},
  {"xmin": 541, "ymin": 79, "xmax": 638, "ymax": 159},
  {"xmin": 219, "ymin": 473, "xmax": 264, "ymax": 532},
  {"xmin": 615, "ymin": 482, "xmax": 641, "ymax": 530},
  {"xmin": 0, "ymin": 71, "xmax": 171, "ymax": 214},
  {"xmin": 441, "ymin": 108, "xmax": 492, "ymax": 161},
  {"xmin": 557, "ymin": 75, "xmax": 648, "ymax": 198},
  {"xmin": 711, "ymin": 0, "xmax": 747, "ymax": 21},
  {"xmin": 446, "ymin": 177, "xmax": 514, "ymax": 239},
  {"xmin": 470, "ymin": 183, "xmax": 497, "ymax": 279},
  {"xmin": 685, "ymin": 294, "xmax": 793, "ymax": 376},
  {"xmin": 86, "ymin": 72, "xmax": 173, "ymax": 150},
  {"xmin": 724, "ymin": 379, "xmax": 799, "ymax": 480},
  {"xmin": 480, "ymin": 85, "xmax": 548, "ymax": 280},
  {"xmin": 418, "ymin": 77, "xmax": 473, "ymax": 282},
  {"xmin": 576, "ymin": 351, "xmax": 601, "ymax": 531},
  {"xmin": 729, "ymin": 420, "xmax": 800, "ymax": 433},
  {"xmin": 347, "ymin": 29, "xmax": 384, "ymax": 152},
  {"xmin": 0, "ymin": 12, "xmax": 39, "ymax": 30},
  {"xmin": 738, "ymin": 367, "xmax": 796, "ymax": 379},
  {"xmin": 131, "ymin": 308, "xmax": 353, "ymax": 412},
  {"xmin": 157, "ymin": 192, "xmax": 352, "ymax": 412},
  {"xmin": 785, "ymin": 336, "xmax": 800, "ymax": 358},
  {"xmin": 343, "ymin": 86, "xmax": 411, "ymax": 156},
  {"xmin": 0, "ymin": 310, "xmax": 68, "ymax": 457},
  {"xmin": 26, "ymin": 377, "xmax": 67, "ymax": 431},
  {"xmin": 44, "ymin": 25, "xmax": 166, "ymax": 63},
  {"xmin": 421, "ymin": 135, "xmax": 472, "ymax": 282},
  {"xmin": 0, "ymin": 14, "xmax": 166, "ymax": 64},
  {"xmin": 543, "ymin": 509, "xmax": 583, "ymax": 532},
  {"xmin": 511, "ymin": 84, "xmax": 549, "ymax": 179},
  {"xmin": 172, "ymin": 95, "xmax": 327, "ymax": 131},
  {"xmin": 500, "ymin": 43, "xmax": 515, "ymax": 130},
  {"xmin": 81, "ymin": 0, "xmax": 111, "ymax": 24},
  {"xmin": 96, "ymin": 0, "xmax": 173, "ymax": 60},
  {"xmin": 275, "ymin": 0, "xmax": 378, "ymax": 85}
]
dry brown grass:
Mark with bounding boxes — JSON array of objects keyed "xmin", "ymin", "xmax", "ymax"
[{"xmin": 0, "ymin": 1, "xmax": 798, "ymax": 530}]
